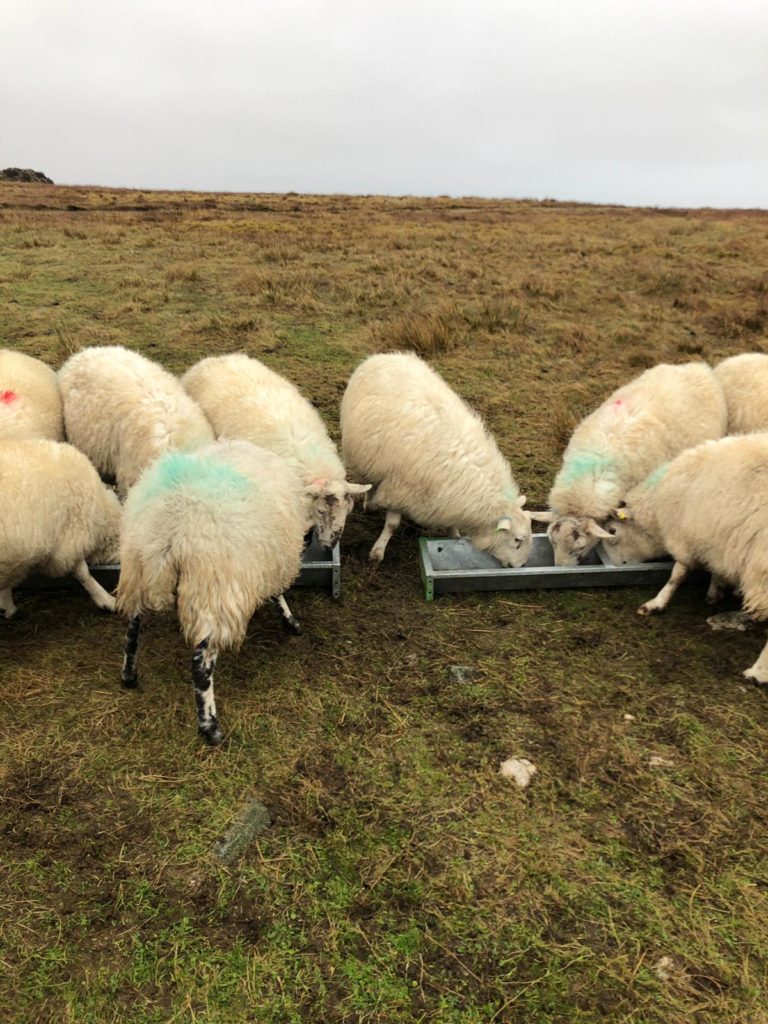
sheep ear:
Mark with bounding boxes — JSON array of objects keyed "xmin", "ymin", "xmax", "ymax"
[
  {"xmin": 528, "ymin": 510, "xmax": 555, "ymax": 523},
  {"xmin": 515, "ymin": 494, "xmax": 527, "ymax": 508},
  {"xmin": 585, "ymin": 518, "xmax": 612, "ymax": 539},
  {"xmin": 495, "ymin": 517, "xmax": 513, "ymax": 532},
  {"xmin": 345, "ymin": 482, "xmax": 372, "ymax": 495}
]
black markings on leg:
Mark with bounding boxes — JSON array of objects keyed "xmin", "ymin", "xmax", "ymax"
[
  {"xmin": 272, "ymin": 594, "xmax": 302, "ymax": 635},
  {"xmin": 121, "ymin": 615, "xmax": 141, "ymax": 689},
  {"xmin": 192, "ymin": 638, "xmax": 223, "ymax": 746}
]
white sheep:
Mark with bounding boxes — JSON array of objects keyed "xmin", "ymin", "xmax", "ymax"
[
  {"xmin": 117, "ymin": 440, "xmax": 307, "ymax": 745},
  {"xmin": 58, "ymin": 345, "xmax": 214, "ymax": 496},
  {"xmin": 714, "ymin": 352, "xmax": 768, "ymax": 434},
  {"xmin": 339, "ymin": 352, "xmax": 533, "ymax": 565},
  {"xmin": 0, "ymin": 439, "xmax": 120, "ymax": 618},
  {"xmin": 535, "ymin": 362, "xmax": 727, "ymax": 565},
  {"xmin": 610, "ymin": 432, "xmax": 768, "ymax": 683},
  {"xmin": 182, "ymin": 353, "xmax": 369, "ymax": 547},
  {"xmin": 0, "ymin": 348, "xmax": 63, "ymax": 441}
]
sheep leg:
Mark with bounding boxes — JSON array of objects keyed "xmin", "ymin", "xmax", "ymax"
[
  {"xmin": 121, "ymin": 615, "xmax": 141, "ymax": 688},
  {"xmin": 370, "ymin": 510, "xmax": 402, "ymax": 562},
  {"xmin": 192, "ymin": 639, "xmax": 223, "ymax": 746},
  {"xmin": 272, "ymin": 594, "xmax": 302, "ymax": 635},
  {"xmin": 73, "ymin": 560, "xmax": 116, "ymax": 612},
  {"xmin": 448, "ymin": 526, "xmax": 461, "ymax": 539},
  {"xmin": 0, "ymin": 587, "xmax": 17, "ymax": 619},
  {"xmin": 744, "ymin": 635, "xmax": 768, "ymax": 686},
  {"xmin": 706, "ymin": 575, "xmax": 727, "ymax": 605},
  {"xmin": 638, "ymin": 561, "xmax": 690, "ymax": 616}
]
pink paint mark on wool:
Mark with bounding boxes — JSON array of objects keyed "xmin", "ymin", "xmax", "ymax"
[{"xmin": 0, "ymin": 390, "xmax": 17, "ymax": 405}]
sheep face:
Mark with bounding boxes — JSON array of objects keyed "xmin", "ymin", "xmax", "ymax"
[
  {"xmin": 306, "ymin": 480, "xmax": 371, "ymax": 549},
  {"xmin": 600, "ymin": 516, "xmax": 665, "ymax": 566},
  {"xmin": 472, "ymin": 506, "xmax": 533, "ymax": 568},
  {"xmin": 547, "ymin": 515, "xmax": 612, "ymax": 566}
]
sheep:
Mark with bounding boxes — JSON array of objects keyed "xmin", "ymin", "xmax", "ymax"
[
  {"xmin": 0, "ymin": 439, "xmax": 120, "ymax": 618},
  {"xmin": 116, "ymin": 440, "xmax": 307, "ymax": 745},
  {"xmin": 182, "ymin": 353, "xmax": 370, "ymax": 548},
  {"xmin": 58, "ymin": 345, "xmax": 214, "ymax": 496},
  {"xmin": 609, "ymin": 432, "xmax": 768, "ymax": 683},
  {"xmin": 339, "ymin": 352, "xmax": 533, "ymax": 565},
  {"xmin": 714, "ymin": 352, "xmax": 768, "ymax": 434},
  {"xmin": 0, "ymin": 348, "xmax": 63, "ymax": 441},
  {"xmin": 534, "ymin": 362, "xmax": 727, "ymax": 566}
]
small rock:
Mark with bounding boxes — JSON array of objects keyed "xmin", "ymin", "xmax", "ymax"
[
  {"xmin": 499, "ymin": 758, "xmax": 537, "ymax": 789},
  {"xmin": 654, "ymin": 955, "xmax": 675, "ymax": 982},
  {"xmin": 448, "ymin": 665, "xmax": 483, "ymax": 684},
  {"xmin": 648, "ymin": 755, "xmax": 674, "ymax": 769},
  {"xmin": 212, "ymin": 797, "xmax": 272, "ymax": 864},
  {"xmin": 623, "ymin": 713, "xmax": 636, "ymax": 722}
]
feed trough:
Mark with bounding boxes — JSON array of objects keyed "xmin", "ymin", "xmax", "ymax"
[
  {"xmin": 419, "ymin": 533, "xmax": 675, "ymax": 601},
  {"xmin": 23, "ymin": 537, "xmax": 342, "ymax": 599}
]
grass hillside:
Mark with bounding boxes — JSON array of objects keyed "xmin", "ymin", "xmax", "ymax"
[{"xmin": 1, "ymin": 182, "xmax": 767, "ymax": 1024}]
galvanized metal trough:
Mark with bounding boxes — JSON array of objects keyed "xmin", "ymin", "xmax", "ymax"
[
  {"xmin": 419, "ymin": 533, "xmax": 674, "ymax": 601},
  {"xmin": 23, "ymin": 536, "xmax": 342, "ymax": 599}
]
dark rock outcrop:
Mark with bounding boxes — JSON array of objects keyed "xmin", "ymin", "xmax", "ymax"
[{"xmin": 0, "ymin": 167, "xmax": 54, "ymax": 184}]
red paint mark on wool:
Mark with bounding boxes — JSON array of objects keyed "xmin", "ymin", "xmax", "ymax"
[{"xmin": 0, "ymin": 390, "xmax": 17, "ymax": 405}]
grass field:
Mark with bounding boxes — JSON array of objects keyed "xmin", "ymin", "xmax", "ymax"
[{"xmin": 1, "ymin": 181, "xmax": 768, "ymax": 1023}]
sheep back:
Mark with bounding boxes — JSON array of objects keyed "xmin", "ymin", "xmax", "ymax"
[
  {"xmin": 714, "ymin": 352, "xmax": 768, "ymax": 434},
  {"xmin": 0, "ymin": 349, "xmax": 63, "ymax": 441}
]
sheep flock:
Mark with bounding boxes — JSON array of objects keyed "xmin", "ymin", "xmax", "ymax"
[{"xmin": 3, "ymin": 343, "xmax": 768, "ymax": 745}]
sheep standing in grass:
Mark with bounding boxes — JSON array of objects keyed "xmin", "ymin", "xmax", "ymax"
[
  {"xmin": 182, "ymin": 353, "xmax": 370, "ymax": 547},
  {"xmin": 610, "ymin": 433, "xmax": 768, "ymax": 683},
  {"xmin": 535, "ymin": 362, "xmax": 727, "ymax": 565},
  {"xmin": 59, "ymin": 346, "xmax": 214, "ymax": 496},
  {"xmin": 117, "ymin": 440, "xmax": 307, "ymax": 745},
  {"xmin": 714, "ymin": 352, "xmax": 768, "ymax": 433},
  {"xmin": 340, "ymin": 352, "xmax": 533, "ymax": 565},
  {"xmin": 0, "ymin": 349, "xmax": 63, "ymax": 441},
  {"xmin": 0, "ymin": 440, "xmax": 120, "ymax": 618}
]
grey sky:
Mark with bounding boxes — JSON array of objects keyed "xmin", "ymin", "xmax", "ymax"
[{"xmin": 3, "ymin": 0, "xmax": 767, "ymax": 207}]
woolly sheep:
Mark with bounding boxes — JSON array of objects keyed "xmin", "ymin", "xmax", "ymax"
[
  {"xmin": 182, "ymin": 353, "xmax": 370, "ymax": 548},
  {"xmin": 117, "ymin": 440, "xmax": 307, "ymax": 745},
  {"xmin": 714, "ymin": 352, "xmax": 768, "ymax": 434},
  {"xmin": 534, "ymin": 362, "xmax": 727, "ymax": 566},
  {"xmin": 0, "ymin": 348, "xmax": 63, "ymax": 441},
  {"xmin": 611, "ymin": 432, "xmax": 768, "ymax": 683},
  {"xmin": 59, "ymin": 345, "xmax": 214, "ymax": 496},
  {"xmin": 339, "ymin": 352, "xmax": 533, "ymax": 565},
  {"xmin": 0, "ymin": 439, "xmax": 120, "ymax": 619}
]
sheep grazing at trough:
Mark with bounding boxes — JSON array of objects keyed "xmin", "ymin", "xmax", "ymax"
[
  {"xmin": 0, "ymin": 349, "xmax": 63, "ymax": 441},
  {"xmin": 58, "ymin": 345, "xmax": 214, "ymax": 496},
  {"xmin": 340, "ymin": 352, "xmax": 533, "ymax": 565},
  {"xmin": 714, "ymin": 352, "xmax": 768, "ymax": 434},
  {"xmin": 0, "ymin": 439, "xmax": 121, "ymax": 619},
  {"xmin": 610, "ymin": 432, "xmax": 768, "ymax": 683},
  {"xmin": 117, "ymin": 440, "xmax": 307, "ymax": 745},
  {"xmin": 533, "ymin": 362, "xmax": 727, "ymax": 566},
  {"xmin": 182, "ymin": 353, "xmax": 370, "ymax": 549}
]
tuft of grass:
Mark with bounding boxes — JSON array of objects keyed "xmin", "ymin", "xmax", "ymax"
[{"xmin": 372, "ymin": 304, "xmax": 465, "ymax": 356}]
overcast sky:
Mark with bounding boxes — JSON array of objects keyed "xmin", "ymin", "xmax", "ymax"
[{"xmin": 3, "ymin": 0, "xmax": 767, "ymax": 207}]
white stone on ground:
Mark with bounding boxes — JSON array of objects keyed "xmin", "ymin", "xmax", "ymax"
[
  {"xmin": 648, "ymin": 755, "xmax": 674, "ymax": 768},
  {"xmin": 499, "ymin": 758, "xmax": 537, "ymax": 789}
]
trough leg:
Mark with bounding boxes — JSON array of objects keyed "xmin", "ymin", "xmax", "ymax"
[
  {"xmin": 744, "ymin": 634, "xmax": 768, "ymax": 686},
  {"xmin": 192, "ymin": 639, "xmax": 223, "ymax": 746},
  {"xmin": 272, "ymin": 594, "xmax": 302, "ymax": 635},
  {"xmin": 637, "ymin": 561, "xmax": 690, "ymax": 616},
  {"xmin": 0, "ymin": 587, "xmax": 17, "ymax": 619},
  {"xmin": 73, "ymin": 560, "xmax": 116, "ymax": 612},
  {"xmin": 370, "ymin": 510, "xmax": 402, "ymax": 562},
  {"xmin": 121, "ymin": 615, "xmax": 142, "ymax": 688}
]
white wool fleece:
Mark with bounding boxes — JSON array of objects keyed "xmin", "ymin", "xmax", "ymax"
[
  {"xmin": 714, "ymin": 352, "xmax": 768, "ymax": 435},
  {"xmin": 0, "ymin": 349, "xmax": 63, "ymax": 441},
  {"xmin": 59, "ymin": 345, "xmax": 213, "ymax": 496},
  {"xmin": 117, "ymin": 440, "xmax": 306, "ymax": 650}
]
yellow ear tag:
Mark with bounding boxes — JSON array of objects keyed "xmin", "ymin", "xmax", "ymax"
[{"xmin": 616, "ymin": 509, "xmax": 628, "ymax": 521}]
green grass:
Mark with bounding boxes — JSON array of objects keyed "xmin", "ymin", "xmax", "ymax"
[{"xmin": 1, "ymin": 182, "xmax": 768, "ymax": 1022}]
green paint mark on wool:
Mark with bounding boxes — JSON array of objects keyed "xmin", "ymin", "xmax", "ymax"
[
  {"xmin": 644, "ymin": 462, "xmax": 669, "ymax": 489},
  {"xmin": 135, "ymin": 451, "xmax": 252, "ymax": 506},
  {"xmin": 560, "ymin": 452, "xmax": 615, "ymax": 486}
]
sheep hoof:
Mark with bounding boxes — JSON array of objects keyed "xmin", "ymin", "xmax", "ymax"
[
  {"xmin": 284, "ymin": 617, "xmax": 302, "ymax": 636},
  {"xmin": 637, "ymin": 604, "xmax": 653, "ymax": 616},
  {"xmin": 121, "ymin": 671, "xmax": 139, "ymax": 690},
  {"xmin": 369, "ymin": 546, "xmax": 385, "ymax": 563},
  {"xmin": 200, "ymin": 722, "xmax": 225, "ymax": 746},
  {"xmin": 744, "ymin": 670, "xmax": 768, "ymax": 688}
]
